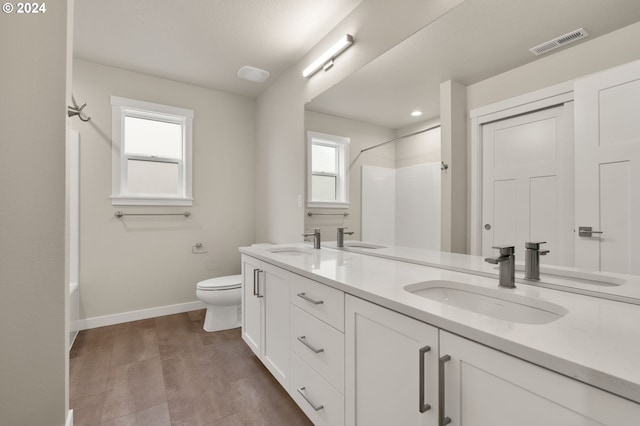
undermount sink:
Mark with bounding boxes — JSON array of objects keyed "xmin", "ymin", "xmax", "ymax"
[
  {"xmin": 343, "ymin": 242, "xmax": 386, "ymax": 249},
  {"xmin": 404, "ymin": 280, "xmax": 568, "ymax": 324},
  {"xmin": 267, "ymin": 247, "xmax": 315, "ymax": 256}
]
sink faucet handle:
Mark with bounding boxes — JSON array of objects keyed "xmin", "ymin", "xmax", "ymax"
[
  {"xmin": 492, "ymin": 245, "xmax": 515, "ymax": 256},
  {"xmin": 525, "ymin": 241, "xmax": 546, "ymax": 250}
]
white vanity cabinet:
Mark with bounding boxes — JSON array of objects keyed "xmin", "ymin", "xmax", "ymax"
[
  {"xmin": 439, "ymin": 331, "xmax": 640, "ymax": 426},
  {"xmin": 289, "ymin": 273, "xmax": 346, "ymax": 426},
  {"xmin": 240, "ymin": 248, "xmax": 640, "ymax": 426},
  {"xmin": 240, "ymin": 254, "xmax": 290, "ymax": 388},
  {"xmin": 345, "ymin": 295, "xmax": 439, "ymax": 426}
]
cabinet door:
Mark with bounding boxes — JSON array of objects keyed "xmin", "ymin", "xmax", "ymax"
[
  {"xmin": 345, "ymin": 295, "xmax": 438, "ymax": 426},
  {"xmin": 262, "ymin": 261, "xmax": 290, "ymax": 388},
  {"xmin": 241, "ymin": 255, "xmax": 262, "ymax": 356},
  {"xmin": 440, "ymin": 331, "xmax": 640, "ymax": 426}
]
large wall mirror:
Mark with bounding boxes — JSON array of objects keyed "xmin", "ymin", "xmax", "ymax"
[{"xmin": 304, "ymin": 0, "xmax": 640, "ymax": 297}]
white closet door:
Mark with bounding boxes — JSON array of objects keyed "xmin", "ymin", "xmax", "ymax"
[
  {"xmin": 574, "ymin": 60, "xmax": 640, "ymax": 274},
  {"xmin": 481, "ymin": 103, "xmax": 574, "ymax": 266}
]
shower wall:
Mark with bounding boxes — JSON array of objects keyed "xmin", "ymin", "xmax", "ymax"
[{"xmin": 362, "ymin": 162, "xmax": 441, "ymax": 250}]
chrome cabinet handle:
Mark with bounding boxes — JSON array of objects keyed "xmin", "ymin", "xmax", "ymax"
[
  {"xmin": 439, "ymin": 355, "xmax": 452, "ymax": 426},
  {"xmin": 297, "ymin": 292, "xmax": 324, "ymax": 305},
  {"xmin": 297, "ymin": 386, "xmax": 324, "ymax": 411},
  {"xmin": 252, "ymin": 269, "xmax": 259, "ymax": 296},
  {"xmin": 297, "ymin": 336, "xmax": 324, "ymax": 354},
  {"xmin": 256, "ymin": 270, "xmax": 264, "ymax": 298},
  {"xmin": 419, "ymin": 345, "xmax": 432, "ymax": 413}
]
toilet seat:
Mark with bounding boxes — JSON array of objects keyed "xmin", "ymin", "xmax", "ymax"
[{"xmin": 197, "ymin": 274, "xmax": 242, "ymax": 291}]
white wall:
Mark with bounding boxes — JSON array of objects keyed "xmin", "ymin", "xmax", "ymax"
[
  {"xmin": 467, "ymin": 22, "xmax": 640, "ymax": 111},
  {"xmin": 395, "ymin": 120, "xmax": 441, "ymax": 169},
  {"xmin": 256, "ymin": 0, "xmax": 465, "ymax": 244},
  {"xmin": 0, "ymin": 2, "xmax": 70, "ymax": 424},
  {"xmin": 71, "ymin": 59, "xmax": 255, "ymax": 320},
  {"xmin": 305, "ymin": 110, "xmax": 394, "ymax": 240}
]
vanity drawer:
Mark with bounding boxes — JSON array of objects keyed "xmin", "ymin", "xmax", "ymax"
[
  {"xmin": 290, "ymin": 304, "xmax": 345, "ymax": 394},
  {"xmin": 290, "ymin": 352, "xmax": 344, "ymax": 426},
  {"xmin": 291, "ymin": 273, "xmax": 344, "ymax": 332}
]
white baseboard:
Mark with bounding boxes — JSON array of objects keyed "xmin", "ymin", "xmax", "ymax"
[
  {"xmin": 66, "ymin": 409, "xmax": 73, "ymax": 426},
  {"xmin": 78, "ymin": 300, "xmax": 206, "ymax": 330}
]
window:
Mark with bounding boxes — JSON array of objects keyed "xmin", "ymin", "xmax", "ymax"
[
  {"xmin": 307, "ymin": 131, "xmax": 350, "ymax": 208},
  {"xmin": 111, "ymin": 96, "xmax": 194, "ymax": 206}
]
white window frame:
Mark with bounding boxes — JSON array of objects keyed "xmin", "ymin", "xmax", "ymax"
[
  {"xmin": 307, "ymin": 131, "xmax": 350, "ymax": 208},
  {"xmin": 111, "ymin": 96, "xmax": 194, "ymax": 206}
]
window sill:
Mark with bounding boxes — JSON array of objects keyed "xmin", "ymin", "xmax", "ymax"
[
  {"xmin": 307, "ymin": 201, "xmax": 350, "ymax": 209},
  {"xmin": 111, "ymin": 196, "xmax": 194, "ymax": 206}
]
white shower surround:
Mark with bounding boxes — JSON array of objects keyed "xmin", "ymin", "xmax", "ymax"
[{"xmin": 362, "ymin": 162, "xmax": 441, "ymax": 249}]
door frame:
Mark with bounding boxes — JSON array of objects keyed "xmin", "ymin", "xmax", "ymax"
[{"xmin": 469, "ymin": 81, "xmax": 574, "ymax": 255}]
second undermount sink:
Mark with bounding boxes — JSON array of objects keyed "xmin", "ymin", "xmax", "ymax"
[
  {"xmin": 343, "ymin": 242, "xmax": 386, "ymax": 249},
  {"xmin": 267, "ymin": 247, "xmax": 315, "ymax": 256},
  {"xmin": 404, "ymin": 280, "xmax": 568, "ymax": 324}
]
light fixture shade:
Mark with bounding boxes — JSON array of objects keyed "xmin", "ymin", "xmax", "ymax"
[
  {"xmin": 303, "ymin": 34, "xmax": 354, "ymax": 78},
  {"xmin": 237, "ymin": 66, "xmax": 270, "ymax": 83}
]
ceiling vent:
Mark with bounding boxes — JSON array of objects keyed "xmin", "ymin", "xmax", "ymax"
[
  {"xmin": 529, "ymin": 28, "xmax": 588, "ymax": 56},
  {"xmin": 237, "ymin": 66, "xmax": 270, "ymax": 83}
]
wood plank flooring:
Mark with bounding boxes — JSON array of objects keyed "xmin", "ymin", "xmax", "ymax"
[{"xmin": 69, "ymin": 310, "xmax": 313, "ymax": 426}]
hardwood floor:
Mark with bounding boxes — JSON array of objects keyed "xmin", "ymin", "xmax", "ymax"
[{"xmin": 69, "ymin": 310, "xmax": 313, "ymax": 426}]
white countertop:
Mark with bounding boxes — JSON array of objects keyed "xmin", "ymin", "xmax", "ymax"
[
  {"xmin": 323, "ymin": 241, "xmax": 640, "ymax": 304},
  {"xmin": 240, "ymin": 243, "xmax": 640, "ymax": 404}
]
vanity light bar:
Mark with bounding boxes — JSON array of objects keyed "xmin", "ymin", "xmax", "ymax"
[{"xmin": 303, "ymin": 34, "xmax": 354, "ymax": 78}]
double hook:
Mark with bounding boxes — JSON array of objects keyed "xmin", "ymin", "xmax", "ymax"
[{"xmin": 67, "ymin": 95, "xmax": 91, "ymax": 122}]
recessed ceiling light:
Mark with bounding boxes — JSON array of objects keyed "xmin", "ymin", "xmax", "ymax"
[
  {"xmin": 237, "ymin": 66, "xmax": 270, "ymax": 83},
  {"xmin": 411, "ymin": 110, "xmax": 423, "ymax": 117}
]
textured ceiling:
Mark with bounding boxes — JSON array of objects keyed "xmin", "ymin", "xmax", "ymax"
[
  {"xmin": 73, "ymin": 0, "xmax": 363, "ymax": 98},
  {"xmin": 307, "ymin": 0, "xmax": 640, "ymax": 129}
]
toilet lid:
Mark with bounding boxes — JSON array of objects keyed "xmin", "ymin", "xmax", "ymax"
[{"xmin": 197, "ymin": 274, "xmax": 242, "ymax": 291}]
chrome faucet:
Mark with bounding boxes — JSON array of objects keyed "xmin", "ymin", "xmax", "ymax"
[
  {"xmin": 303, "ymin": 228, "xmax": 321, "ymax": 249},
  {"xmin": 336, "ymin": 227, "xmax": 354, "ymax": 248},
  {"xmin": 485, "ymin": 246, "xmax": 516, "ymax": 288},
  {"xmin": 524, "ymin": 241, "xmax": 549, "ymax": 281}
]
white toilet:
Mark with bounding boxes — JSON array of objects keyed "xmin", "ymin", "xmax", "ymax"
[{"xmin": 196, "ymin": 274, "xmax": 242, "ymax": 332}]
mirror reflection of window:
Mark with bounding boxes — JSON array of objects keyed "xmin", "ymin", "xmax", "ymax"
[
  {"xmin": 307, "ymin": 131, "xmax": 350, "ymax": 208},
  {"xmin": 311, "ymin": 144, "xmax": 338, "ymax": 201}
]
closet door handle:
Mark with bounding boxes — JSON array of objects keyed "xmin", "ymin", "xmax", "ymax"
[
  {"xmin": 297, "ymin": 386, "xmax": 324, "ymax": 411},
  {"xmin": 297, "ymin": 292, "xmax": 324, "ymax": 305},
  {"xmin": 439, "ymin": 355, "xmax": 452, "ymax": 426},
  {"xmin": 252, "ymin": 269, "xmax": 259, "ymax": 296},
  {"xmin": 297, "ymin": 336, "xmax": 324, "ymax": 354},
  {"xmin": 419, "ymin": 345, "xmax": 432, "ymax": 413}
]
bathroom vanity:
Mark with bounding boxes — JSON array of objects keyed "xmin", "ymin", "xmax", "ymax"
[{"xmin": 239, "ymin": 244, "xmax": 640, "ymax": 426}]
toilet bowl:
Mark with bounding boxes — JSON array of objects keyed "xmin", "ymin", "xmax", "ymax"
[{"xmin": 196, "ymin": 274, "xmax": 242, "ymax": 332}]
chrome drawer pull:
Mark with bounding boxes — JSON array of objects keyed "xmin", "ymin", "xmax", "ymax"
[
  {"xmin": 252, "ymin": 268, "xmax": 259, "ymax": 296},
  {"xmin": 297, "ymin": 386, "xmax": 324, "ymax": 411},
  {"xmin": 297, "ymin": 292, "xmax": 324, "ymax": 305},
  {"xmin": 419, "ymin": 345, "xmax": 432, "ymax": 413},
  {"xmin": 439, "ymin": 355, "xmax": 452, "ymax": 426},
  {"xmin": 297, "ymin": 336, "xmax": 324, "ymax": 354}
]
